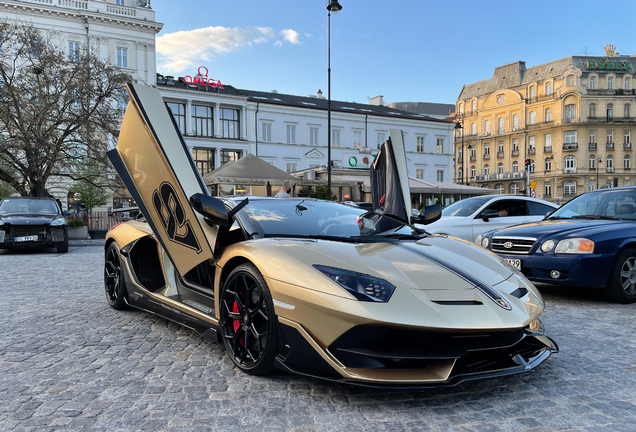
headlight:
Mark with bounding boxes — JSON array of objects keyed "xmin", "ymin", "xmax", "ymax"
[
  {"xmin": 475, "ymin": 234, "xmax": 482, "ymax": 245},
  {"xmin": 555, "ymin": 238, "xmax": 594, "ymax": 254},
  {"xmin": 50, "ymin": 218, "xmax": 66, "ymax": 226},
  {"xmin": 481, "ymin": 236, "xmax": 489, "ymax": 248},
  {"xmin": 528, "ymin": 318, "xmax": 545, "ymax": 334},
  {"xmin": 313, "ymin": 265, "xmax": 396, "ymax": 302},
  {"xmin": 540, "ymin": 239, "xmax": 555, "ymax": 252}
]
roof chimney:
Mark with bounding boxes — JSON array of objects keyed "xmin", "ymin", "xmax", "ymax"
[
  {"xmin": 370, "ymin": 95, "xmax": 384, "ymax": 106},
  {"xmin": 317, "ymin": 89, "xmax": 323, "ymax": 98}
]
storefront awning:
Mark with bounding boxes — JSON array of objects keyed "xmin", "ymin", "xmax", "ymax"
[{"xmin": 203, "ymin": 153, "xmax": 297, "ymax": 186}]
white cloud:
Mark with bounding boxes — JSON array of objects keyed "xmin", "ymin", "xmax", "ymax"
[
  {"xmin": 156, "ymin": 26, "xmax": 276, "ymax": 72},
  {"xmin": 274, "ymin": 41, "xmax": 283, "ymax": 47},
  {"xmin": 304, "ymin": 33, "xmax": 312, "ymax": 38},
  {"xmin": 280, "ymin": 29, "xmax": 301, "ymax": 44}
]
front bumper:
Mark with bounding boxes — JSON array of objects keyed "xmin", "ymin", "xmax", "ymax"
[
  {"xmin": 495, "ymin": 252, "xmax": 614, "ymax": 288},
  {"xmin": 0, "ymin": 226, "xmax": 66, "ymax": 248}
]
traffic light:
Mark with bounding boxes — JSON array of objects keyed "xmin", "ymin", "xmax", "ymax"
[
  {"xmin": 614, "ymin": 178, "xmax": 619, "ymax": 187},
  {"xmin": 525, "ymin": 159, "xmax": 531, "ymax": 168},
  {"xmin": 519, "ymin": 189, "xmax": 527, "ymax": 195}
]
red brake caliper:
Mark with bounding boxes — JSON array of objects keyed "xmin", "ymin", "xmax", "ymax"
[{"xmin": 232, "ymin": 302, "xmax": 245, "ymax": 347}]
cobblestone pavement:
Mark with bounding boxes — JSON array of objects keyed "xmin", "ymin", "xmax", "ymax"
[{"xmin": 1, "ymin": 246, "xmax": 636, "ymax": 432}]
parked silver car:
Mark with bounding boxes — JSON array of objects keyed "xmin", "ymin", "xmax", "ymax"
[{"xmin": 419, "ymin": 195, "xmax": 559, "ymax": 242}]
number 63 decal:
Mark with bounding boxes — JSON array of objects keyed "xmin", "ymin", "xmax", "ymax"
[{"xmin": 152, "ymin": 182, "xmax": 202, "ymax": 253}]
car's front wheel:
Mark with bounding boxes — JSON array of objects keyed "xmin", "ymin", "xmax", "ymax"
[
  {"xmin": 219, "ymin": 263, "xmax": 277, "ymax": 375},
  {"xmin": 607, "ymin": 248, "xmax": 636, "ymax": 304},
  {"xmin": 57, "ymin": 233, "xmax": 69, "ymax": 253},
  {"xmin": 104, "ymin": 242, "xmax": 129, "ymax": 310}
]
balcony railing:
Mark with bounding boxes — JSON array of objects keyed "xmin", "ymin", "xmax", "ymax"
[
  {"xmin": 563, "ymin": 117, "xmax": 579, "ymax": 124},
  {"xmin": 459, "ymin": 110, "xmax": 478, "ymax": 118},
  {"xmin": 563, "ymin": 143, "xmax": 579, "ymax": 151},
  {"xmin": 544, "ymin": 146, "xmax": 552, "ymax": 153},
  {"xmin": 483, "ymin": 153, "xmax": 490, "ymax": 160},
  {"xmin": 625, "ymin": 143, "xmax": 633, "ymax": 150},
  {"xmin": 587, "ymin": 116, "xmax": 636, "ymax": 123},
  {"xmin": 564, "ymin": 167, "xmax": 577, "ymax": 174},
  {"xmin": 527, "ymin": 120, "xmax": 555, "ymax": 130},
  {"xmin": 527, "ymin": 94, "xmax": 557, "ymax": 104},
  {"xmin": 17, "ymin": 0, "xmax": 155, "ymax": 19},
  {"xmin": 588, "ymin": 89, "xmax": 636, "ymax": 96},
  {"xmin": 497, "ymin": 151, "xmax": 504, "ymax": 158},
  {"xmin": 588, "ymin": 142, "xmax": 597, "ymax": 150},
  {"xmin": 497, "ymin": 129, "xmax": 506, "ymax": 135},
  {"xmin": 457, "ymin": 156, "xmax": 463, "ymax": 163},
  {"xmin": 607, "ymin": 143, "xmax": 615, "ymax": 150},
  {"xmin": 607, "ymin": 167, "xmax": 615, "ymax": 173},
  {"xmin": 481, "ymin": 132, "xmax": 492, "ymax": 138},
  {"xmin": 528, "ymin": 147, "xmax": 536, "ymax": 155},
  {"xmin": 474, "ymin": 171, "xmax": 526, "ymax": 182},
  {"xmin": 470, "ymin": 155, "xmax": 477, "ymax": 162},
  {"xmin": 512, "ymin": 149, "xmax": 519, "ymax": 156}
]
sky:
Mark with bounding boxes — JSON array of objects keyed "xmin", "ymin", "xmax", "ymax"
[{"xmin": 152, "ymin": 0, "xmax": 636, "ymax": 107}]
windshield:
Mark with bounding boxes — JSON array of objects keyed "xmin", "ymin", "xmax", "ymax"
[
  {"xmin": 241, "ymin": 199, "xmax": 417, "ymax": 239},
  {"xmin": 0, "ymin": 199, "xmax": 60, "ymax": 216},
  {"xmin": 549, "ymin": 189, "xmax": 636, "ymax": 220},
  {"xmin": 442, "ymin": 196, "xmax": 493, "ymax": 217}
]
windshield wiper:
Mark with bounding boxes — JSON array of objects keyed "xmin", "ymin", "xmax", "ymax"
[
  {"xmin": 570, "ymin": 215, "xmax": 619, "ymax": 220},
  {"xmin": 263, "ymin": 234, "xmax": 367, "ymax": 243},
  {"xmin": 380, "ymin": 232, "xmax": 427, "ymax": 240}
]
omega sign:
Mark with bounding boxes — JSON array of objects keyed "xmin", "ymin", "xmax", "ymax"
[
  {"xmin": 586, "ymin": 60, "xmax": 633, "ymax": 71},
  {"xmin": 184, "ymin": 66, "xmax": 224, "ymax": 88}
]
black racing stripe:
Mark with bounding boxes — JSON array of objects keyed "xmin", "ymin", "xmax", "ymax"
[{"xmin": 398, "ymin": 243, "xmax": 512, "ymax": 311}]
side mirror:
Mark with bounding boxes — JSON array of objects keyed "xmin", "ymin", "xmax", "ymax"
[
  {"xmin": 63, "ymin": 210, "xmax": 71, "ymax": 216},
  {"xmin": 480, "ymin": 209, "xmax": 499, "ymax": 222},
  {"xmin": 189, "ymin": 193, "xmax": 229, "ymax": 227},
  {"xmin": 413, "ymin": 204, "xmax": 442, "ymax": 225},
  {"xmin": 544, "ymin": 210, "xmax": 555, "ymax": 219}
]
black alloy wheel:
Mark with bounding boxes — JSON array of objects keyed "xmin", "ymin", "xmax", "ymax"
[
  {"xmin": 104, "ymin": 242, "xmax": 129, "ymax": 310},
  {"xmin": 220, "ymin": 263, "xmax": 277, "ymax": 375},
  {"xmin": 607, "ymin": 248, "xmax": 636, "ymax": 304},
  {"xmin": 57, "ymin": 232, "xmax": 69, "ymax": 253}
]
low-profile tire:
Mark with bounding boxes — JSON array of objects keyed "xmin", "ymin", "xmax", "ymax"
[
  {"xmin": 104, "ymin": 242, "xmax": 129, "ymax": 310},
  {"xmin": 606, "ymin": 248, "xmax": 636, "ymax": 304},
  {"xmin": 57, "ymin": 233, "xmax": 69, "ymax": 253},
  {"xmin": 219, "ymin": 263, "xmax": 277, "ymax": 375}
]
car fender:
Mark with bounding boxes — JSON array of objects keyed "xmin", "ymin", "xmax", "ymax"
[{"xmin": 105, "ymin": 221, "xmax": 153, "ymax": 251}]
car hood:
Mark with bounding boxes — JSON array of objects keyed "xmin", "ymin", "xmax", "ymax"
[
  {"xmin": 490, "ymin": 218, "xmax": 635, "ymax": 238},
  {"xmin": 0, "ymin": 214, "xmax": 58, "ymax": 225}
]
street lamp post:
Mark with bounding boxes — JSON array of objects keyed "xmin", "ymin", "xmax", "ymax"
[
  {"xmin": 454, "ymin": 121, "xmax": 464, "ymax": 184},
  {"xmin": 326, "ymin": 0, "xmax": 342, "ymax": 192},
  {"xmin": 597, "ymin": 155, "xmax": 602, "ymax": 190}
]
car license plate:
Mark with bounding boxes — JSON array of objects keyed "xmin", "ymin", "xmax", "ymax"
[
  {"xmin": 15, "ymin": 235, "xmax": 38, "ymax": 242},
  {"xmin": 505, "ymin": 258, "xmax": 521, "ymax": 270}
]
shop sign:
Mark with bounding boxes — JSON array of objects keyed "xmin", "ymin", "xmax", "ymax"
[
  {"xmin": 343, "ymin": 152, "xmax": 376, "ymax": 168},
  {"xmin": 184, "ymin": 66, "xmax": 224, "ymax": 88},
  {"xmin": 586, "ymin": 60, "xmax": 632, "ymax": 71}
]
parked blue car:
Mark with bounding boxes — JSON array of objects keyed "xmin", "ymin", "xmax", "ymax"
[{"xmin": 476, "ymin": 187, "xmax": 636, "ymax": 303}]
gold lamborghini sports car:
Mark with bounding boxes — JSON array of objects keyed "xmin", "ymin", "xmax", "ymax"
[{"xmin": 104, "ymin": 83, "xmax": 558, "ymax": 387}]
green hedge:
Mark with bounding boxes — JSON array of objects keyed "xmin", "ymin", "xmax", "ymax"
[{"xmin": 67, "ymin": 219, "xmax": 86, "ymax": 228}]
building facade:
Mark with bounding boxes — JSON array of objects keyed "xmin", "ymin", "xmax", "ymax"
[
  {"xmin": 155, "ymin": 73, "xmax": 454, "ymax": 198},
  {"xmin": 455, "ymin": 52, "xmax": 636, "ymax": 202}
]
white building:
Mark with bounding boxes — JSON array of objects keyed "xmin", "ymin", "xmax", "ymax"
[{"xmin": 156, "ymin": 73, "xmax": 455, "ymax": 193}]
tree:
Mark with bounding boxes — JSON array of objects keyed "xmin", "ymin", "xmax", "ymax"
[
  {"xmin": 0, "ymin": 21, "xmax": 131, "ymax": 197},
  {"xmin": 0, "ymin": 180, "xmax": 14, "ymax": 199},
  {"xmin": 71, "ymin": 162, "xmax": 110, "ymax": 212},
  {"xmin": 294, "ymin": 184, "xmax": 337, "ymax": 201}
]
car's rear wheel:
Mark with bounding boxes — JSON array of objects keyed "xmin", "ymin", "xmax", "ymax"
[
  {"xmin": 104, "ymin": 242, "xmax": 129, "ymax": 310},
  {"xmin": 220, "ymin": 263, "xmax": 277, "ymax": 375},
  {"xmin": 607, "ymin": 248, "xmax": 636, "ymax": 304}
]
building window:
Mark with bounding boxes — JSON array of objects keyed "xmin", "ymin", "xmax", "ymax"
[
  {"xmin": 484, "ymin": 143, "xmax": 490, "ymax": 155},
  {"xmin": 625, "ymin": 180, "xmax": 631, "ymax": 187},
  {"xmin": 191, "ymin": 105, "xmax": 213, "ymax": 137},
  {"xmin": 458, "ymin": 147, "xmax": 463, "ymax": 160},
  {"xmin": 192, "ymin": 148, "xmax": 215, "ymax": 176},
  {"xmin": 564, "ymin": 155, "xmax": 576, "ymax": 171},
  {"xmin": 286, "ymin": 162, "xmax": 297, "ymax": 173},
  {"xmin": 512, "ymin": 114, "xmax": 519, "ymax": 130},
  {"xmin": 116, "ymin": 0, "xmax": 125, "ymax": 4},
  {"xmin": 625, "ymin": 130, "xmax": 631, "ymax": 144},
  {"xmin": 566, "ymin": 75, "xmax": 574, "ymax": 86},
  {"xmin": 529, "ymin": 135, "xmax": 535, "ymax": 150},
  {"xmin": 590, "ymin": 76, "xmax": 597, "ymax": 90},
  {"xmin": 436, "ymin": 170, "xmax": 444, "ymax": 182},
  {"xmin": 261, "ymin": 123, "xmax": 272, "ymax": 142},
  {"xmin": 545, "ymin": 81, "xmax": 552, "ymax": 95},
  {"xmin": 333, "ymin": 129, "xmax": 342, "ymax": 147},
  {"xmin": 416, "ymin": 169, "xmax": 424, "ymax": 180},
  {"xmin": 68, "ymin": 41, "xmax": 80, "ymax": 62},
  {"xmin": 545, "ymin": 108, "xmax": 552, "ymax": 122},
  {"xmin": 498, "ymin": 117, "xmax": 504, "ymax": 134},
  {"xmin": 471, "ymin": 100, "xmax": 476, "ymax": 112},
  {"xmin": 286, "ymin": 124, "xmax": 297, "ymax": 144},
  {"xmin": 470, "ymin": 147, "xmax": 476, "ymax": 158},
  {"xmin": 589, "ymin": 130, "xmax": 596, "ymax": 143},
  {"xmin": 545, "ymin": 133, "xmax": 552, "ymax": 148},
  {"xmin": 564, "ymin": 130, "xmax": 577, "ymax": 144},
  {"xmin": 166, "ymin": 102, "xmax": 185, "ymax": 134},
  {"xmin": 484, "ymin": 164, "xmax": 490, "ymax": 175},
  {"xmin": 220, "ymin": 108, "xmax": 240, "ymax": 139},
  {"xmin": 626, "ymin": 77, "xmax": 631, "ymax": 91},
  {"xmin": 352, "ymin": 130, "xmax": 362, "ymax": 149},
  {"xmin": 416, "ymin": 136, "xmax": 425, "ymax": 152},
  {"xmin": 565, "ymin": 104, "xmax": 576, "ymax": 122},
  {"xmin": 458, "ymin": 103, "xmax": 463, "ymax": 113},
  {"xmin": 512, "ymin": 161, "xmax": 519, "ymax": 173},
  {"xmin": 457, "ymin": 168, "xmax": 463, "ymax": 179},
  {"xmin": 589, "ymin": 103, "xmax": 596, "ymax": 117},
  {"xmin": 607, "ymin": 130, "xmax": 614, "ymax": 144},
  {"xmin": 625, "ymin": 104, "xmax": 631, "ymax": 118},
  {"xmin": 310, "ymin": 127, "xmax": 319, "ymax": 146},
  {"xmin": 116, "ymin": 47, "xmax": 128, "ymax": 68},
  {"xmin": 497, "ymin": 141, "xmax": 504, "ymax": 155},
  {"xmin": 470, "ymin": 166, "xmax": 476, "ymax": 178},
  {"xmin": 495, "ymin": 183, "xmax": 505, "ymax": 194},
  {"xmin": 545, "ymin": 182, "xmax": 552, "ymax": 196},
  {"xmin": 608, "ymin": 76, "xmax": 614, "ymax": 90},
  {"xmin": 589, "ymin": 179, "xmax": 596, "ymax": 192},
  {"xmin": 510, "ymin": 183, "xmax": 519, "ymax": 194},
  {"xmin": 607, "ymin": 155, "xmax": 614, "ymax": 168},
  {"xmin": 436, "ymin": 138, "xmax": 444, "ymax": 154},
  {"xmin": 529, "ymin": 111, "xmax": 536, "ymax": 125},
  {"xmin": 220, "ymin": 150, "xmax": 241, "ymax": 165},
  {"xmin": 512, "ymin": 138, "xmax": 519, "ymax": 152},
  {"xmin": 376, "ymin": 132, "xmax": 386, "ymax": 149},
  {"xmin": 564, "ymin": 181, "xmax": 576, "ymax": 196},
  {"xmin": 529, "ymin": 85, "xmax": 536, "ymax": 99},
  {"xmin": 529, "ymin": 159, "xmax": 535, "ymax": 172},
  {"xmin": 545, "ymin": 158, "xmax": 552, "ymax": 171},
  {"xmin": 484, "ymin": 120, "xmax": 491, "ymax": 134},
  {"xmin": 607, "ymin": 103, "xmax": 613, "ymax": 120},
  {"xmin": 497, "ymin": 163, "xmax": 503, "ymax": 175},
  {"xmin": 625, "ymin": 155, "xmax": 631, "ymax": 169},
  {"xmin": 589, "ymin": 156, "xmax": 596, "ymax": 169}
]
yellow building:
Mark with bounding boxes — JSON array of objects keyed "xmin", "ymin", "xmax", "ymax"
[{"xmin": 455, "ymin": 50, "xmax": 636, "ymax": 202}]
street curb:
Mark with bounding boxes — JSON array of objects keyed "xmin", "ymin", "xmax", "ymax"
[{"xmin": 69, "ymin": 239, "xmax": 106, "ymax": 247}]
